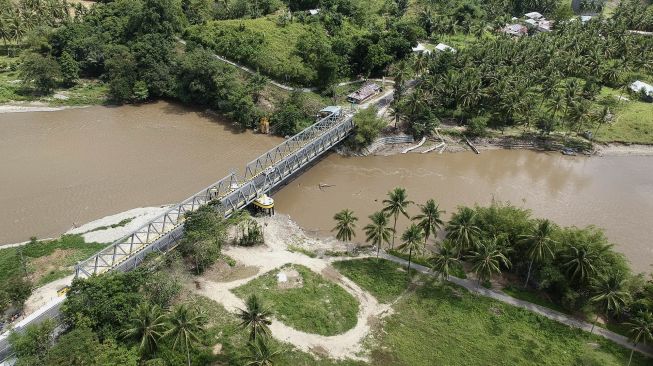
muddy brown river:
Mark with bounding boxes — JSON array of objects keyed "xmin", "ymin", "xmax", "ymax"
[
  {"xmin": 0, "ymin": 102, "xmax": 281, "ymax": 244},
  {"xmin": 1, "ymin": 102, "xmax": 651, "ymax": 272},
  {"xmin": 274, "ymin": 151, "xmax": 653, "ymax": 273}
]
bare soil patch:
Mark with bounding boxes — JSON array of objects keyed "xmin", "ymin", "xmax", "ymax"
[
  {"xmin": 27, "ymin": 248, "xmax": 76, "ymax": 283},
  {"xmin": 202, "ymin": 260, "xmax": 259, "ymax": 283}
]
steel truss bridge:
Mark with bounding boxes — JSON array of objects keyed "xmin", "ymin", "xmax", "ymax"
[
  {"xmin": 0, "ymin": 108, "xmax": 355, "ymax": 362},
  {"xmin": 75, "ymin": 108, "xmax": 353, "ymax": 278}
]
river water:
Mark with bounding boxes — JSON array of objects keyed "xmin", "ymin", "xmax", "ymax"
[
  {"xmin": 274, "ymin": 151, "xmax": 653, "ymax": 273},
  {"xmin": 1, "ymin": 103, "xmax": 651, "ymax": 272},
  {"xmin": 0, "ymin": 102, "xmax": 281, "ymax": 244}
]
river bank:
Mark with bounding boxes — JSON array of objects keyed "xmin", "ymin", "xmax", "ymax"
[{"xmin": 360, "ymin": 130, "xmax": 653, "ymax": 157}]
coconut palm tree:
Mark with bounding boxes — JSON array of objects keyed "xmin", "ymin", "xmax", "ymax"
[
  {"xmin": 398, "ymin": 223, "xmax": 424, "ymax": 275},
  {"xmin": 122, "ymin": 302, "xmax": 167, "ymax": 357},
  {"xmin": 467, "ymin": 239, "xmax": 511, "ymax": 285},
  {"xmin": 238, "ymin": 294, "xmax": 273, "ymax": 341},
  {"xmin": 382, "ymin": 187, "xmax": 413, "ymax": 249},
  {"xmin": 244, "ymin": 337, "xmax": 281, "ymax": 366},
  {"xmin": 625, "ymin": 312, "xmax": 653, "ymax": 366},
  {"xmin": 445, "ymin": 207, "xmax": 480, "ymax": 253},
  {"xmin": 518, "ymin": 219, "xmax": 557, "ymax": 287},
  {"xmin": 413, "ymin": 199, "xmax": 444, "ymax": 247},
  {"xmin": 589, "ymin": 274, "xmax": 631, "ymax": 334},
  {"xmin": 561, "ymin": 245, "xmax": 598, "ymax": 284},
  {"xmin": 165, "ymin": 304, "xmax": 207, "ymax": 366},
  {"xmin": 363, "ymin": 211, "xmax": 394, "ymax": 259},
  {"xmin": 332, "ymin": 209, "xmax": 358, "ymax": 243},
  {"xmin": 429, "ymin": 240, "xmax": 461, "ymax": 281}
]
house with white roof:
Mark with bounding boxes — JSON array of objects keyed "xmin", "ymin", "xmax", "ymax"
[
  {"xmin": 630, "ymin": 80, "xmax": 653, "ymax": 101},
  {"xmin": 435, "ymin": 43, "xmax": 456, "ymax": 53},
  {"xmin": 524, "ymin": 11, "xmax": 543, "ymax": 20},
  {"xmin": 411, "ymin": 43, "xmax": 432, "ymax": 54}
]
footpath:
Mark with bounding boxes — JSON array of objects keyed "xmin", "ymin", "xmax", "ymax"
[{"xmin": 379, "ymin": 252, "xmax": 653, "ymax": 358}]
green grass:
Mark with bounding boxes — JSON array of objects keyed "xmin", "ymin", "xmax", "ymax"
[
  {"xmin": 185, "ymin": 17, "xmax": 316, "ymax": 86},
  {"xmin": 232, "ymin": 264, "xmax": 359, "ymax": 336},
  {"xmin": 1, "ymin": 54, "xmax": 108, "ymax": 106},
  {"xmin": 336, "ymin": 259, "xmax": 650, "ymax": 366},
  {"xmin": 0, "ymin": 235, "xmax": 107, "ymax": 285},
  {"xmin": 502, "ymin": 285, "xmax": 570, "ymax": 315},
  {"xmin": 386, "ymin": 249, "xmax": 468, "ymax": 279},
  {"xmin": 287, "ymin": 244, "xmax": 317, "ymax": 258},
  {"xmin": 332, "ymin": 258, "xmax": 416, "ymax": 303},
  {"xmin": 189, "ymin": 295, "xmax": 365, "ymax": 365},
  {"xmin": 594, "ymin": 87, "xmax": 653, "ymax": 144}
]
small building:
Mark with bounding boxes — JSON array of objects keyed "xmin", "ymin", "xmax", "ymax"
[
  {"xmin": 502, "ymin": 24, "xmax": 528, "ymax": 37},
  {"xmin": 308, "ymin": 8, "xmax": 320, "ymax": 15},
  {"xmin": 524, "ymin": 11, "xmax": 543, "ymax": 20},
  {"xmin": 580, "ymin": 15, "xmax": 593, "ymax": 23},
  {"xmin": 525, "ymin": 18, "xmax": 538, "ymax": 27},
  {"xmin": 435, "ymin": 43, "xmax": 456, "ymax": 53},
  {"xmin": 347, "ymin": 83, "xmax": 381, "ymax": 104},
  {"xmin": 630, "ymin": 80, "xmax": 653, "ymax": 100},
  {"xmin": 411, "ymin": 43, "xmax": 432, "ymax": 54},
  {"xmin": 537, "ymin": 20, "xmax": 553, "ymax": 32}
]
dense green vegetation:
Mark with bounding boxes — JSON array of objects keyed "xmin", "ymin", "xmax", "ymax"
[
  {"xmin": 338, "ymin": 259, "xmax": 650, "ymax": 366},
  {"xmin": 336, "ymin": 187, "xmax": 653, "ymax": 348},
  {"xmin": 0, "ymin": 235, "xmax": 106, "ymax": 319},
  {"xmin": 233, "ymin": 264, "xmax": 359, "ymax": 336}
]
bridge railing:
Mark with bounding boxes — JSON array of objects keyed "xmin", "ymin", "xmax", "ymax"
[
  {"xmin": 243, "ymin": 111, "xmax": 342, "ymax": 181},
  {"xmin": 74, "ymin": 109, "xmax": 350, "ymax": 279}
]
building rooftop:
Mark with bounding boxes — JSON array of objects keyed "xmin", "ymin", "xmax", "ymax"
[
  {"xmin": 347, "ymin": 83, "xmax": 382, "ymax": 103},
  {"xmin": 435, "ymin": 43, "xmax": 456, "ymax": 53},
  {"xmin": 525, "ymin": 11, "xmax": 543, "ymax": 19},
  {"xmin": 630, "ymin": 81, "xmax": 653, "ymax": 97},
  {"xmin": 503, "ymin": 24, "xmax": 528, "ymax": 36}
]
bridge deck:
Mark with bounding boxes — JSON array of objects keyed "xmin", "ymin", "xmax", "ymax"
[{"xmin": 74, "ymin": 109, "xmax": 354, "ymax": 278}]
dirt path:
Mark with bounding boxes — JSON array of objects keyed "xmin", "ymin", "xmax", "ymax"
[
  {"xmin": 191, "ymin": 215, "xmax": 393, "ymax": 361},
  {"xmin": 379, "ymin": 252, "xmax": 653, "ymax": 359}
]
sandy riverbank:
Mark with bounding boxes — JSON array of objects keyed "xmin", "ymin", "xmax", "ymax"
[{"xmin": 0, "ymin": 102, "xmax": 89, "ymax": 114}]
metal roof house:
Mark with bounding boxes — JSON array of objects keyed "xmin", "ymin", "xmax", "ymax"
[
  {"xmin": 524, "ymin": 12, "xmax": 543, "ymax": 20},
  {"xmin": 630, "ymin": 81, "xmax": 653, "ymax": 100},
  {"xmin": 347, "ymin": 83, "xmax": 382, "ymax": 104},
  {"xmin": 502, "ymin": 24, "xmax": 528, "ymax": 36},
  {"xmin": 435, "ymin": 43, "xmax": 456, "ymax": 53},
  {"xmin": 411, "ymin": 43, "xmax": 432, "ymax": 54}
]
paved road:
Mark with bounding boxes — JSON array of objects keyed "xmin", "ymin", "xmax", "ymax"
[{"xmin": 379, "ymin": 252, "xmax": 653, "ymax": 359}]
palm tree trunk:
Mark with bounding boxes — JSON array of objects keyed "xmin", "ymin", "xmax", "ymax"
[
  {"xmin": 392, "ymin": 215, "xmax": 398, "ymax": 249},
  {"xmin": 628, "ymin": 347, "xmax": 635, "ymax": 366},
  {"xmin": 407, "ymin": 248, "xmax": 413, "ymax": 276},
  {"xmin": 524, "ymin": 259, "xmax": 533, "ymax": 288},
  {"xmin": 590, "ymin": 313, "xmax": 599, "ymax": 334},
  {"xmin": 376, "ymin": 242, "xmax": 380, "ymax": 259},
  {"xmin": 187, "ymin": 342, "xmax": 191, "ymax": 366}
]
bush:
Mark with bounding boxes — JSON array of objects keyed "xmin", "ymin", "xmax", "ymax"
[
  {"xmin": 352, "ymin": 106, "xmax": 386, "ymax": 148},
  {"xmin": 179, "ymin": 206, "xmax": 227, "ymax": 274},
  {"xmin": 466, "ymin": 116, "xmax": 488, "ymax": 137},
  {"xmin": 19, "ymin": 53, "xmax": 61, "ymax": 95}
]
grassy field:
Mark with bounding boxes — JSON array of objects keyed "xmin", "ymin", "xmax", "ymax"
[
  {"xmin": 339, "ymin": 259, "xmax": 650, "ymax": 366},
  {"xmin": 189, "ymin": 295, "xmax": 365, "ymax": 366},
  {"xmin": 332, "ymin": 258, "xmax": 415, "ymax": 303},
  {"xmin": 0, "ymin": 235, "xmax": 107, "ymax": 286},
  {"xmin": 594, "ymin": 87, "xmax": 653, "ymax": 144},
  {"xmin": 1, "ymin": 55, "xmax": 108, "ymax": 106},
  {"xmin": 232, "ymin": 264, "xmax": 359, "ymax": 336},
  {"xmin": 185, "ymin": 17, "xmax": 316, "ymax": 86}
]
